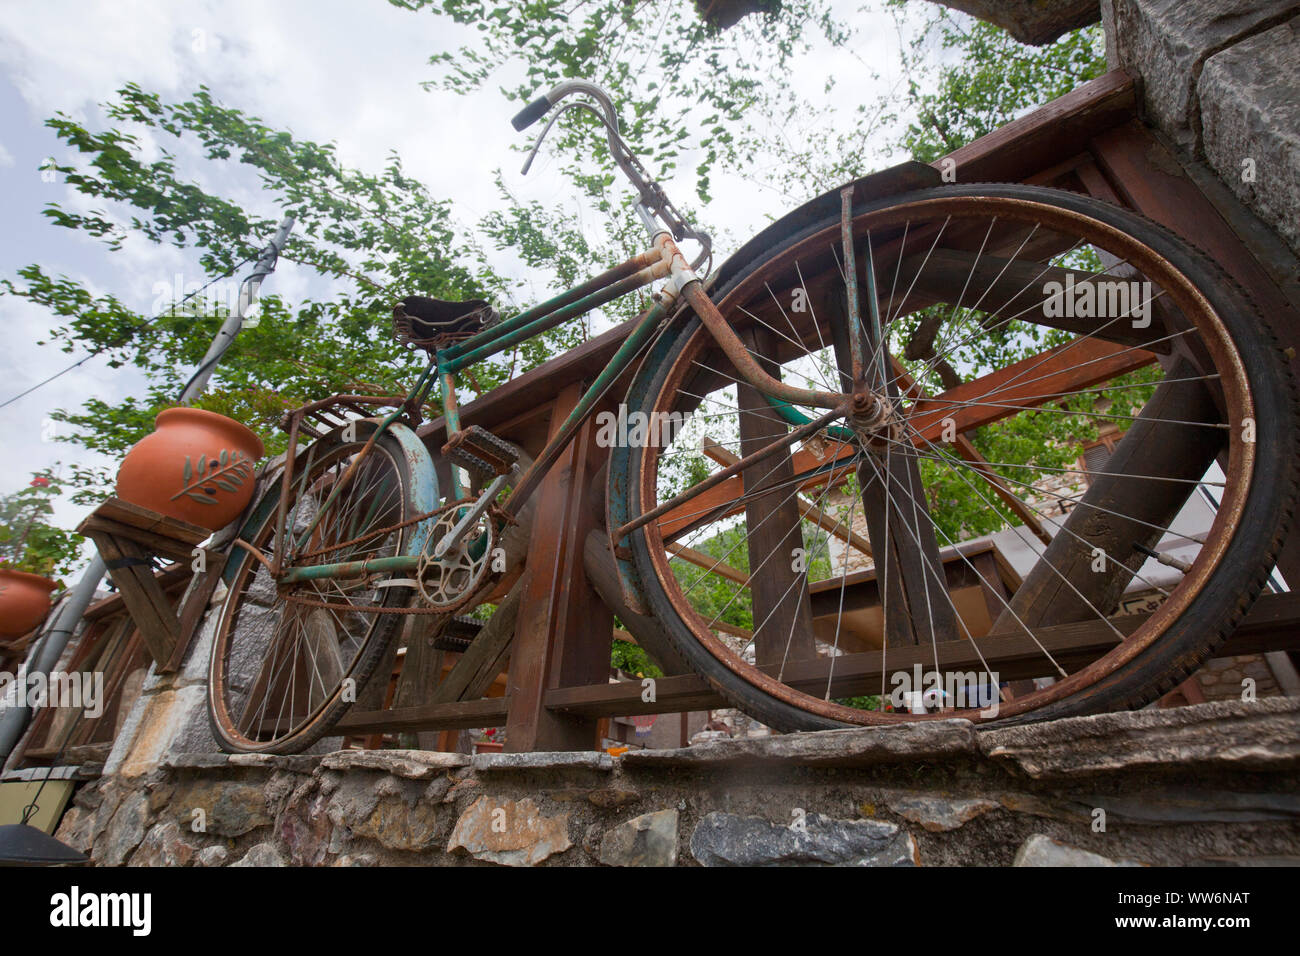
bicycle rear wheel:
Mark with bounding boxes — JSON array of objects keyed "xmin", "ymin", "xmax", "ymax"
[
  {"xmin": 207, "ymin": 428, "xmax": 420, "ymax": 753},
  {"xmin": 624, "ymin": 183, "xmax": 1297, "ymax": 730}
]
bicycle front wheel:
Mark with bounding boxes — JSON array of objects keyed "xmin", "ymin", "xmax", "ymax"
[{"xmin": 624, "ymin": 183, "xmax": 1297, "ymax": 730}]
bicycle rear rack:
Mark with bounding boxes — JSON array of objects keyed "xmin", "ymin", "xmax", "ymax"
[{"xmin": 278, "ymin": 389, "xmax": 413, "ymax": 442}]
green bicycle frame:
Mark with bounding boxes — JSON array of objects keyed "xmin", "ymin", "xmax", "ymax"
[{"xmin": 277, "ymin": 230, "xmax": 854, "ymax": 588}]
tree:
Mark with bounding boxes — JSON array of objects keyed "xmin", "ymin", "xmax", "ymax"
[
  {"xmin": 2, "ymin": 83, "xmax": 578, "ymax": 500},
  {"xmin": 0, "ymin": 470, "xmax": 84, "ymax": 585},
  {"xmin": 890, "ymin": 4, "xmax": 1107, "ymax": 162}
]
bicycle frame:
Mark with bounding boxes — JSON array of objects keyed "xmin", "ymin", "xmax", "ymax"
[{"xmin": 266, "ymin": 134, "xmax": 861, "ymax": 591}]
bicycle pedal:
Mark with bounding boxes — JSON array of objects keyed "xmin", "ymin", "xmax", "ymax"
[{"xmin": 442, "ymin": 425, "xmax": 521, "ymax": 479}]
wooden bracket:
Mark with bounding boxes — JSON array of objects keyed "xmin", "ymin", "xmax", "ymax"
[{"xmin": 77, "ymin": 497, "xmax": 218, "ymax": 672}]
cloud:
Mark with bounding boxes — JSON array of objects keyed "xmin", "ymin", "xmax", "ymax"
[{"xmin": 0, "ymin": 0, "xmax": 922, "ymax": 539}]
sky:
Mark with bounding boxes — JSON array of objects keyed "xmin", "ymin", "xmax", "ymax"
[{"xmin": 0, "ymin": 0, "xmax": 930, "ymax": 562}]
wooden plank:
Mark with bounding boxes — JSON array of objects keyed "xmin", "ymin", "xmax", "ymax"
[
  {"xmin": 907, "ymin": 337, "xmax": 1157, "ymax": 441},
  {"xmin": 666, "ymin": 541, "xmax": 750, "ymax": 585},
  {"xmin": 546, "ymin": 675, "xmax": 723, "ymax": 718},
  {"xmin": 84, "ymin": 496, "xmax": 210, "ymax": 544},
  {"xmin": 83, "ymin": 565, "xmax": 191, "ymax": 621},
  {"xmin": 334, "ymin": 696, "xmax": 511, "ymax": 734},
  {"xmin": 87, "ymin": 532, "xmax": 178, "ymax": 668},
  {"xmin": 79, "ymin": 515, "xmax": 199, "ymax": 563},
  {"xmin": 736, "ymin": 325, "xmax": 818, "ymax": 667},
  {"xmin": 657, "ymin": 438, "xmax": 858, "ymax": 541},
  {"xmin": 168, "ymin": 560, "xmax": 224, "ymax": 671},
  {"xmin": 703, "ymin": 436, "xmax": 871, "ymax": 555},
  {"xmin": 543, "ymin": 591, "xmax": 1300, "ymax": 716},
  {"xmin": 505, "ymin": 384, "xmax": 612, "ymax": 751},
  {"xmin": 832, "ymin": 287, "xmax": 960, "ymax": 650},
  {"xmin": 429, "ymin": 577, "xmax": 524, "ymax": 704},
  {"xmin": 936, "ymin": 71, "xmax": 1136, "ymax": 183},
  {"xmin": 890, "ymin": 357, "xmax": 1051, "ymax": 545},
  {"xmin": 991, "ymin": 358, "xmax": 1224, "ymax": 632}
]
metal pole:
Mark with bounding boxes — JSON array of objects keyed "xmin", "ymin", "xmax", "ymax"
[
  {"xmin": 181, "ymin": 216, "xmax": 295, "ymax": 402},
  {"xmin": 0, "ymin": 217, "xmax": 296, "ymax": 764}
]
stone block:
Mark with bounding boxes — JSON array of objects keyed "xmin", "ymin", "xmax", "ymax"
[
  {"xmin": 881, "ymin": 793, "xmax": 1000, "ymax": 832},
  {"xmin": 1106, "ymin": 0, "xmax": 1300, "ymax": 150},
  {"xmin": 598, "ymin": 809, "xmax": 679, "ymax": 867},
  {"xmin": 623, "ymin": 718, "xmax": 978, "ymax": 769},
  {"xmin": 230, "ymin": 842, "xmax": 287, "ymax": 867},
  {"xmin": 978, "ymin": 698, "xmax": 1300, "ymax": 778},
  {"xmin": 1013, "ymin": 833, "xmax": 1146, "ymax": 866},
  {"xmin": 447, "ymin": 796, "xmax": 572, "ymax": 866},
  {"xmin": 320, "ymin": 749, "xmax": 469, "ymax": 778},
  {"xmin": 690, "ymin": 811, "xmax": 919, "ymax": 866},
  {"xmin": 1198, "ymin": 17, "xmax": 1300, "ymax": 256}
]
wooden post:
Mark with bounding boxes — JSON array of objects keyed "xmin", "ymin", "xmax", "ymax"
[
  {"xmin": 827, "ymin": 295, "xmax": 959, "ymax": 649},
  {"xmin": 736, "ymin": 326, "xmax": 818, "ymax": 667},
  {"xmin": 76, "ymin": 498, "xmax": 212, "ymax": 671},
  {"xmin": 993, "ymin": 360, "xmax": 1224, "ymax": 631},
  {"xmin": 505, "ymin": 384, "xmax": 615, "ymax": 751},
  {"xmin": 1087, "ymin": 120, "xmax": 1300, "ymax": 586}
]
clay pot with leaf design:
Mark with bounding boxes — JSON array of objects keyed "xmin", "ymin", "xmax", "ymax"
[{"xmin": 116, "ymin": 407, "xmax": 265, "ymax": 531}]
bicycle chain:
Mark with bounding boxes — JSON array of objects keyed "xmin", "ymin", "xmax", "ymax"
[
  {"xmin": 281, "ymin": 593, "xmax": 462, "ymax": 615},
  {"xmin": 294, "ymin": 498, "xmax": 464, "ymax": 560},
  {"xmin": 277, "ymin": 495, "xmax": 502, "ymax": 615}
]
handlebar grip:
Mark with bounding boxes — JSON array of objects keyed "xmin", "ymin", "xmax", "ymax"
[{"xmin": 511, "ymin": 95, "xmax": 551, "ymax": 131}]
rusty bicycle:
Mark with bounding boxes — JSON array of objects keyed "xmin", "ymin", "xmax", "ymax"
[{"xmin": 207, "ymin": 80, "xmax": 1297, "ymax": 753}]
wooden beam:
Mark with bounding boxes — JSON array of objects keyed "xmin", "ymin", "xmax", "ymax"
[
  {"xmin": 907, "ymin": 337, "xmax": 1157, "ymax": 442},
  {"xmin": 665, "ymin": 541, "xmax": 750, "ymax": 586},
  {"xmin": 992, "ymin": 358, "xmax": 1224, "ymax": 631},
  {"xmin": 736, "ymin": 326, "xmax": 818, "ymax": 667},
  {"xmin": 935, "ymin": 71, "xmax": 1137, "ymax": 184},
  {"xmin": 505, "ymin": 384, "xmax": 613, "ymax": 751},
  {"xmin": 335, "ymin": 696, "xmax": 510, "ymax": 734},
  {"xmin": 544, "ymin": 591, "xmax": 1300, "ymax": 717},
  {"xmin": 703, "ymin": 436, "xmax": 872, "ymax": 555},
  {"xmin": 890, "ymin": 357, "xmax": 1051, "ymax": 545}
]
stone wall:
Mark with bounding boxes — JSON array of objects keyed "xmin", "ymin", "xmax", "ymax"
[
  {"xmin": 54, "ymin": 698, "xmax": 1300, "ymax": 866},
  {"xmin": 1103, "ymin": 0, "xmax": 1300, "ymax": 258}
]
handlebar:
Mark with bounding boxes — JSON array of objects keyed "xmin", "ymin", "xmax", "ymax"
[
  {"xmin": 510, "ymin": 95, "xmax": 551, "ymax": 132},
  {"xmin": 511, "ymin": 81, "xmax": 712, "ymax": 272}
]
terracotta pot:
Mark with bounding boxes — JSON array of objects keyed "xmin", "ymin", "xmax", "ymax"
[
  {"xmin": 0, "ymin": 569, "xmax": 56, "ymax": 638},
  {"xmin": 474, "ymin": 741, "xmax": 504, "ymax": 754},
  {"xmin": 116, "ymin": 407, "xmax": 265, "ymax": 531}
]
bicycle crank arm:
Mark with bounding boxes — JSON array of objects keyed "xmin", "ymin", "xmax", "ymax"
[{"xmin": 432, "ymin": 468, "xmax": 515, "ymax": 559}]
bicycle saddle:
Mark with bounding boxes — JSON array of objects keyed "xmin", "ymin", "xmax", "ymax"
[{"xmin": 393, "ymin": 296, "xmax": 500, "ymax": 350}]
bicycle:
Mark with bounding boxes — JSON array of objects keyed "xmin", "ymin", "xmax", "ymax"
[{"xmin": 206, "ymin": 80, "xmax": 1298, "ymax": 753}]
